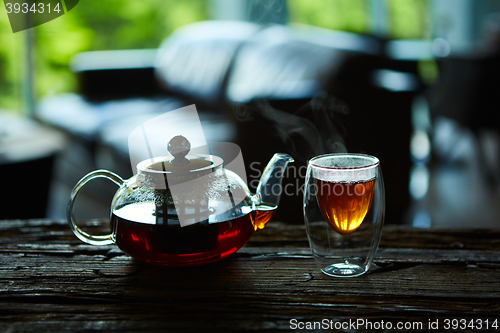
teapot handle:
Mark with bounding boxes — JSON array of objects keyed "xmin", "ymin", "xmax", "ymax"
[{"xmin": 67, "ymin": 170, "xmax": 124, "ymax": 245}]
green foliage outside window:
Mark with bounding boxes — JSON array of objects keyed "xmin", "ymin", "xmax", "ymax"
[
  {"xmin": 387, "ymin": 0, "xmax": 429, "ymax": 39},
  {"xmin": 287, "ymin": 0, "xmax": 370, "ymax": 34},
  {"xmin": 287, "ymin": 0, "xmax": 428, "ymax": 39},
  {"xmin": 0, "ymin": 0, "xmax": 208, "ymax": 112},
  {"xmin": 0, "ymin": 12, "xmax": 24, "ymax": 111},
  {"xmin": 0, "ymin": 0, "xmax": 428, "ymax": 114}
]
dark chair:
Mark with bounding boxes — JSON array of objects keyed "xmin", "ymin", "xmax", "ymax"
[{"xmin": 224, "ymin": 25, "xmax": 423, "ymax": 222}]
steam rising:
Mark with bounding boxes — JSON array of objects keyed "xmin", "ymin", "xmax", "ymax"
[{"xmin": 234, "ymin": 92, "xmax": 349, "ymax": 160}]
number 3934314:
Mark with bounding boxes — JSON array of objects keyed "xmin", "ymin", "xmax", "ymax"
[{"xmin": 5, "ymin": 2, "xmax": 61, "ymax": 14}]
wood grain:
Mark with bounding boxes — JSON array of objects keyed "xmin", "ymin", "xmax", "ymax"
[{"xmin": 1, "ymin": 219, "xmax": 500, "ymax": 332}]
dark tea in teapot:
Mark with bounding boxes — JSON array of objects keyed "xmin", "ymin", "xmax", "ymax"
[{"xmin": 111, "ymin": 202, "xmax": 276, "ymax": 266}]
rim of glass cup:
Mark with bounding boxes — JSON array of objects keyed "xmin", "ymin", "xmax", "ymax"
[{"xmin": 309, "ymin": 153, "xmax": 379, "ymax": 170}]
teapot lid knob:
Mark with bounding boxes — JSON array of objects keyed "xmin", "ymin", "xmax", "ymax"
[{"xmin": 168, "ymin": 135, "xmax": 190, "ymax": 166}]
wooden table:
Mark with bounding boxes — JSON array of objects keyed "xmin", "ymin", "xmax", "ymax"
[{"xmin": 1, "ymin": 219, "xmax": 500, "ymax": 332}]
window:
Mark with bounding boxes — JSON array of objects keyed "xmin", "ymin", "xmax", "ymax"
[
  {"xmin": 0, "ymin": 0, "xmax": 208, "ymax": 113},
  {"xmin": 0, "ymin": 0, "xmax": 439, "ymax": 114}
]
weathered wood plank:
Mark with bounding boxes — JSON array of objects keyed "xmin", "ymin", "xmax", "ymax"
[{"xmin": 1, "ymin": 219, "xmax": 500, "ymax": 332}]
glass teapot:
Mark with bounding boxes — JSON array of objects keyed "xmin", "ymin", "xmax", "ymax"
[{"xmin": 67, "ymin": 135, "xmax": 293, "ymax": 266}]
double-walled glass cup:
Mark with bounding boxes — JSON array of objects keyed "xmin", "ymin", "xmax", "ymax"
[{"xmin": 303, "ymin": 154, "xmax": 385, "ymax": 277}]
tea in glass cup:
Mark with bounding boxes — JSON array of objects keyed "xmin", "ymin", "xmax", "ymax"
[{"xmin": 303, "ymin": 154, "xmax": 384, "ymax": 277}]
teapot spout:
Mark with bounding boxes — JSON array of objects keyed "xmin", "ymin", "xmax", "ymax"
[{"xmin": 254, "ymin": 153, "xmax": 294, "ymax": 208}]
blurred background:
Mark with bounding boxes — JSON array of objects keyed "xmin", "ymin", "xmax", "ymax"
[{"xmin": 1, "ymin": 0, "xmax": 500, "ymax": 228}]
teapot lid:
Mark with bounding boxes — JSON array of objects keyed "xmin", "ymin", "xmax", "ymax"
[{"xmin": 137, "ymin": 135, "xmax": 223, "ymax": 174}]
